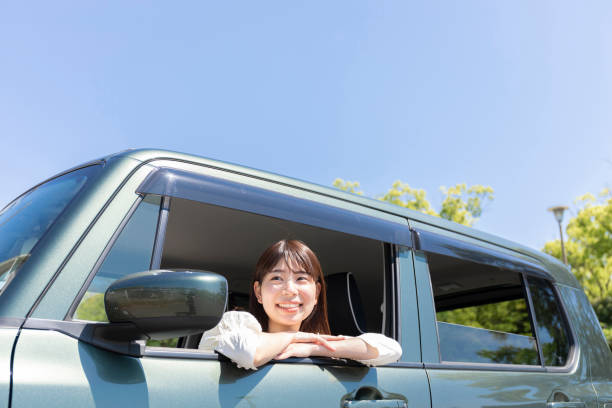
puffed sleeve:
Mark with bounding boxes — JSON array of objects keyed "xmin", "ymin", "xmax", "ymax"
[
  {"xmin": 198, "ymin": 311, "xmax": 262, "ymax": 370},
  {"xmin": 355, "ymin": 333, "xmax": 402, "ymax": 366}
]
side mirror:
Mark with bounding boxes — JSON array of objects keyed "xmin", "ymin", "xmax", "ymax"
[{"xmin": 103, "ymin": 270, "xmax": 227, "ymax": 341}]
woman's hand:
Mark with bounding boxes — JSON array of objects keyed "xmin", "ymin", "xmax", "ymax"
[
  {"xmin": 253, "ymin": 332, "xmax": 343, "ymax": 366},
  {"xmin": 275, "ymin": 342, "xmax": 317, "ymax": 359},
  {"xmin": 292, "ymin": 332, "xmax": 345, "ymax": 351},
  {"xmin": 275, "ymin": 336, "xmax": 381, "ymax": 362},
  {"xmin": 274, "ymin": 333, "xmax": 345, "ymax": 359}
]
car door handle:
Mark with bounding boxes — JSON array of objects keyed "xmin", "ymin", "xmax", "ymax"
[
  {"xmin": 546, "ymin": 403, "xmax": 586, "ymax": 408},
  {"xmin": 343, "ymin": 400, "xmax": 407, "ymax": 408}
]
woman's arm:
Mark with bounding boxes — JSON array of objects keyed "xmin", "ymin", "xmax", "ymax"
[
  {"xmin": 200, "ymin": 311, "xmax": 345, "ymax": 369},
  {"xmin": 254, "ymin": 332, "xmax": 345, "ymax": 367},
  {"xmin": 253, "ymin": 332, "xmax": 296, "ymax": 367},
  {"xmin": 275, "ymin": 337, "xmax": 377, "ymax": 361},
  {"xmin": 275, "ymin": 333, "xmax": 402, "ymax": 366}
]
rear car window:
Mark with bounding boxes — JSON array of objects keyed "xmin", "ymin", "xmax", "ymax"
[
  {"xmin": 428, "ymin": 251, "xmax": 572, "ymax": 367},
  {"xmin": 0, "ymin": 165, "xmax": 100, "ymax": 293},
  {"xmin": 430, "ymin": 252, "xmax": 539, "ymax": 365}
]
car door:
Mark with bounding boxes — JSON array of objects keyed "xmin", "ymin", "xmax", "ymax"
[
  {"xmin": 410, "ymin": 223, "xmax": 598, "ymax": 408},
  {"xmin": 11, "ymin": 161, "xmax": 431, "ymax": 407}
]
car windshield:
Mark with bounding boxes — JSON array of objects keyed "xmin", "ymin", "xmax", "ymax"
[{"xmin": 0, "ymin": 165, "xmax": 101, "ymax": 291}]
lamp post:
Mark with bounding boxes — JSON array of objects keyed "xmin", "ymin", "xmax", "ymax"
[{"xmin": 548, "ymin": 205, "xmax": 569, "ymax": 265}]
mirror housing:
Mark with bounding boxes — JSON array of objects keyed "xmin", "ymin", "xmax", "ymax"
[{"xmin": 103, "ymin": 269, "xmax": 227, "ymax": 341}]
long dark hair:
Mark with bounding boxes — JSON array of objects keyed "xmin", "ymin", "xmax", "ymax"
[{"xmin": 249, "ymin": 240, "xmax": 331, "ymax": 334}]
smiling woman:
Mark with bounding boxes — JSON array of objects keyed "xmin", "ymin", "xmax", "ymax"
[
  {"xmin": 251, "ymin": 240, "xmax": 327, "ymax": 334},
  {"xmin": 198, "ymin": 240, "xmax": 402, "ymax": 369}
]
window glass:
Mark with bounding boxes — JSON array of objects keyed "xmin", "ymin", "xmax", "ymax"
[
  {"xmin": 0, "ymin": 165, "xmax": 100, "ymax": 293},
  {"xmin": 429, "ymin": 252, "xmax": 539, "ymax": 365},
  {"xmin": 527, "ymin": 277, "xmax": 570, "ymax": 366},
  {"xmin": 74, "ymin": 195, "xmax": 161, "ymax": 322}
]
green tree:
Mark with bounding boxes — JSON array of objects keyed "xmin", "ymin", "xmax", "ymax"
[
  {"xmin": 543, "ymin": 189, "xmax": 612, "ymax": 348},
  {"xmin": 333, "ymin": 179, "xmax": 494, "ymax": 227},
  {"xmin": 75, "ymin": 293, "xmax": 108, "ymax": 322}
]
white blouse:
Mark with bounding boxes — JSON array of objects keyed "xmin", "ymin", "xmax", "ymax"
[{"xmin": 199, "ymin": 311, "xmax": 402, "ymax": 370}]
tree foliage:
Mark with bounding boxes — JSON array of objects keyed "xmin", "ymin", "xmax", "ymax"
[
  {"xmin": 543, "ymin": 189, "xmax": 612, "ymax": 348},
  {"xmin": 437, "ymin": 299, "xmax": 531, "ymax": 336},
  {"xmin": 76, "ymin": 293, "xmax": 108, "ymax": 322},
  {"xmin": 333, "ymin": 179, "xmax": 494, "ymax": 227}
]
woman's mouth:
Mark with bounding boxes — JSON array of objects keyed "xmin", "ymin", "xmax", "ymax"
[{"xmin": 276, "ymin": 303, "xmax": 301, "ymax": 313}]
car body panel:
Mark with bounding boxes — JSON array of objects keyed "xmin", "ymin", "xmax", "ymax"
[
  {"xmin": 427, "ymin": 367, "xmax": 597, "ymax": 408},
  {"xmin": 557, "ymin": 285, "xmax": 612, "ymax": 406},
  {"xmin": 397, "ymin": 247, "xmax": 421, "ymax": 363},
  {"xmin": 412, "ymin": 250, "xmax": 440, "ymax": 364},
  {"xmin": 12, "ymin": 329, "xmax": 430, "ymax": 407}
]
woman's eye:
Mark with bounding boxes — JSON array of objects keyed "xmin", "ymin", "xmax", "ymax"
[{"xmin": 269, "ymin": 275, "xmax": 282, "ymax": 281}]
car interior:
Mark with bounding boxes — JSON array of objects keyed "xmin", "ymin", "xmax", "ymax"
[{"xmin": 158, "ymin": 197, "xmax": 390, "ymax": 346}]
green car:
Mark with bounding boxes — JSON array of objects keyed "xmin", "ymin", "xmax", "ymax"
[{"xmin": 0, "ymin": 149, "xmax": 610, "ymax": 407}]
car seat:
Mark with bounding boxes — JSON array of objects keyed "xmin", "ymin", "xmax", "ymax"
[{"xmin": 325, "ymin": 272, "xmax": 367, "ymax": 336}]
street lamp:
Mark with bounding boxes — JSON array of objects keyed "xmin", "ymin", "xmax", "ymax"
[{"xmin": 548, "ymin": 205, "xmax": 569, "ymax": 265}]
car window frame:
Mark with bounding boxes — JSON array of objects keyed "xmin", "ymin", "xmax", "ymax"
[
  {"xmin": 66, "ymin": 165, "xmax": 413, "ymax": 366},
  {"xmin": 413, "ymin": 227, "xmax": 579, "ymax": 373}
]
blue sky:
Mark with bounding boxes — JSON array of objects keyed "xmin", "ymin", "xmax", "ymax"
[{"xmin": 1, "ymin": 1, "xmax": 611, "ymax": 250}]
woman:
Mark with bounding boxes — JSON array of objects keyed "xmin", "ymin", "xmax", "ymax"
[{"xmin": 199, "ymin": 239, "xmax": 402, "ymax": 369}]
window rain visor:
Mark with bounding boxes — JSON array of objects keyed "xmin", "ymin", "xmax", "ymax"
[{"xmin": 0, "ymin": 165, "xmax": 100, "ymax": 292}]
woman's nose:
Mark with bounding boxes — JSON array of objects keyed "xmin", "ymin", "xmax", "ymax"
[{"xmin": 282, "ymin": 280, "xmax": 298, "ymax": 294}]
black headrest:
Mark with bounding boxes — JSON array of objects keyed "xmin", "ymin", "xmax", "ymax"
[{"xmin": 326, "ymin": 272, "xmax": 366, "ymax": 336}]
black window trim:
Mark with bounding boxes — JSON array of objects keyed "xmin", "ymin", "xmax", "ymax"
[
  {"xmin": 415, "ymin": 228, "xmax": 579, "ymax": 373},
  {"xmin": 522, "ymin": 272, "xmax": 546, "ymax": 366},
  {"xmin": 150, "ymin": 196, "xmax": 171, "ymax": 270},
  {"xmin": 384, "ymin": 243, "xmax": 400, "ymax": 340}
]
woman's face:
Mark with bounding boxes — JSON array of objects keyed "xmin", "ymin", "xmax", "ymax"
[{"xmin": 253, "ymin": 259, "xmax": 320, "ymax": 332}]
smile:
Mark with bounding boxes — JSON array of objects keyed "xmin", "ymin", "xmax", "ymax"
[{"xmin": 276, "ymin": 303, "xmax": 301, "ymax": 311}]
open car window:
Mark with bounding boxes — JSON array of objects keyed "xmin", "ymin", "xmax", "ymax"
[
  {"xmin": 71, "ymin": 188, "xmax": 398, "ymax": 354},
  {"xmin": 159, "ymin": 196, "xmax": 390, "ymax": 340}
]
